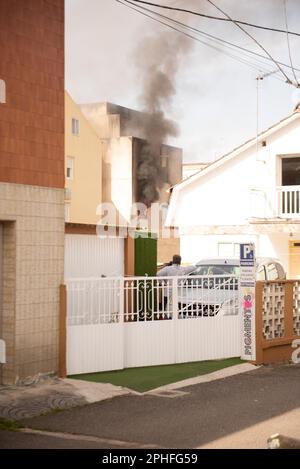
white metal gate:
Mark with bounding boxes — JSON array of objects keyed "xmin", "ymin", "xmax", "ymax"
[{"xmin": 66, "ymin": 275, "xmax": 241, "ymax": 375}]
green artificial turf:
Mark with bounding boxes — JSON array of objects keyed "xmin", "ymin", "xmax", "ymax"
[{"xmin": 69, "ymin": 357, "xmax": 243, "ymax": 393}]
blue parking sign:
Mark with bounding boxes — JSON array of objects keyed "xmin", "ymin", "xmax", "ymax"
[{"xmin": 240, "ymin": 244, "xmax": 255, "ymax": 267}]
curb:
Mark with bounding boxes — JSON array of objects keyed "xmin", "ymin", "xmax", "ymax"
[{"xmin": 146, "ymin": 363, "xmax": 258, "ymax": 394}]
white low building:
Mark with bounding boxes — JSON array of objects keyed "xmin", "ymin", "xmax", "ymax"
[{"xmin": 167, "ymin": 108, "xmax": 300, "ymax": 278}]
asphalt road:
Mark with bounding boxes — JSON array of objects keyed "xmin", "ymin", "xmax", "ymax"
[
  {"xmin": 0, "ymin": 430, "xmax": 122, "ymax": 449},
  {"xmin": 1, "ymin": 363, "xmax": 300, "ymax": 449}
]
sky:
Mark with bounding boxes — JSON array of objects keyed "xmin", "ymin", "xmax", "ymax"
[{"xmin": 66, "ymin": 0, "xmax": 300, "ymax": 162}]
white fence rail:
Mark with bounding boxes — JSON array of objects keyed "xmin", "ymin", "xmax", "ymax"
[
  {"xmin": 277, "ymin": 186, "xmax": 300, "ymax": 218},
  {"xmin": 66, "ymin": 275, "xmax": 241, "ymax": 375},
  {"xmin": 249, "ymin": 186, "xmax": 300, "ymax": 219}
]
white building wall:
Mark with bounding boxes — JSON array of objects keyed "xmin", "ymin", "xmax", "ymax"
[
  {"xmin": 181, "ymin": 234, "xmax": 258, "ymax": 264},
  {"xmin": 175, "ymin": 149, "xmax": 256, "ymax": 227},
  {"xmin": 258, "ymin": 233, "xmax": 290, "ymax": 272},
  {"xmin": 181, "ymin": 232, "xmax": 290, "ymax": 274},
  {"xmin": 171, "ymin": 115, "xmax": 300, "ymax": 229},
  {"xmin": 168, "ymin": 114, "xmax": 300, "ymax": 272}
]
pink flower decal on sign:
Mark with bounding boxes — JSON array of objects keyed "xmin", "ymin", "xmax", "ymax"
[{"xmin": 243, "ymin": 299, "xmax": 252, "ymax": 309}]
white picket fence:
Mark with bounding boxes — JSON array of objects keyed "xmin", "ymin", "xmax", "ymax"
[{"xmin": 66, "ymin": 275, "xmax": 241, "ymax": 375}]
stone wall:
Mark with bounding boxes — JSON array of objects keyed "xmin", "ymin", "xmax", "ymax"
[{"xmin": 0, "ymin": 182, "xmax": 64, "ymax": 384}]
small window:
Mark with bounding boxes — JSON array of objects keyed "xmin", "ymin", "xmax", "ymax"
[
  {"xmin": 72, "ymin": 118, "xmax": 79, "ymax": 136},
  {"xmin": 66, "ymin": 157, "xmax": 74, "ymax": 180}
]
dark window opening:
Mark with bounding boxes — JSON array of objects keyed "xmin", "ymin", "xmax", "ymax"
[{"xmin": 282, "ymin": 157, "xmax": 300, "ymax": 186}]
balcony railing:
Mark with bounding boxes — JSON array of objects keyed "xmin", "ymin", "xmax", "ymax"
[
  {"xmin": 249, "ymin": 186, "xmax": 300, "ymax": 219},
  {"xmin": 277, "ymin": 186, "xmax": 300, "ymax": 218}
]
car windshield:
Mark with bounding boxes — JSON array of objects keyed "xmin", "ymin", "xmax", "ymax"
[{"xmin": 190, "ymin": 264, "xmax": 240, "ymax": 276}]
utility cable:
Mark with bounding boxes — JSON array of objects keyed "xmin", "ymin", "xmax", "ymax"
[
  {"xmin": 122, "ymin": 0, "xmax": 300, "ymax": 75},
  {"xmin": 129, "ymin": 0, "xmax": 300, "ymax": 37},
  {"xmin": 117, "ymin": 0, "xmax": 286, "ymax": 81},
  {"xmin": 206, "ymin": 0, "xmax": 293, "ymax": 84},
  {"xmin": 283, "ymin": 0, "xmax": 299, "ymax": 85}
]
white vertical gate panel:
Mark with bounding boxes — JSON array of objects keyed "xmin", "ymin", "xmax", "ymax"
[
  {"xmin": 65, "ymin": 234, "xmax": 124, "ymax": 278},
  {"xmin": 175, "ymin": 317, "xmax": 240, "ymax": 363},
  {"xmin": 66, "ymin": 276, "xmax": 242, "ymax": 375},
  {"xmin": 67, "ymin": 324, "xmax": 124, "ymax": 374},
  {"xmin": 124, "ymin": 321, "xmax": 176, "ymax": 368}
]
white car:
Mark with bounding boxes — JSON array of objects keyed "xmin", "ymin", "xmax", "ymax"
[{"xmin": 178, "ymin": 258, "xmax": 286, "ymax": 317}]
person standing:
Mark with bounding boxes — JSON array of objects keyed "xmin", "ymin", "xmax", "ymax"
[{"xmin": 157, "ymin": 255, "xmax": 195, "ymax": 314}]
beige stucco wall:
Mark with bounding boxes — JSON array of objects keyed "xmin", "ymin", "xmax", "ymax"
[
  {"xmin": 80, "ymin": 102, "xmax": 121, "ymax": 139},
  {"xmin": 157, "ymin": 233, "xmax": 180, "ymax": 265},
  {"xmin": 0, "ymin": 182, "xmax": 64, "ymax": 384},
  {"xmin": 65, "ymin": 92, "xmax": 102, "ymax": 225},
  {"xmin": 101, "ymin": 137, "xmax": 133, "ymax": 224}
]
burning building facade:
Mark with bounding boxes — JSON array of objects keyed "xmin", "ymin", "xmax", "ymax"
[
  {"xmin": 80, "ymin": 101, "xmax": 182, "ymax": 264},
  {"xmin": 80, "ymin": 30, "xmax": 191, "ymax": 264}
]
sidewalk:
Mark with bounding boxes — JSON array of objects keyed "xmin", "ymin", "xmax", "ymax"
[
  {"xmin": 0, "ymin": 363, "xmax": 255, "ymax": 420},
  {"xmin": 0, "ymin": 376, "xmax": 129, "ymax": 421}
]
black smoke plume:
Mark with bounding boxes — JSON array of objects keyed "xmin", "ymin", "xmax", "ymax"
[{"xmin": 134, "ymin": 31, "xmax": 191, "ymax": 206}]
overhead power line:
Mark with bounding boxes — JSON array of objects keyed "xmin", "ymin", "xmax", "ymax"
[
  {"xmin": 129, "ymin": 0, "xmax": 300, "ymax": 37},
  {"xmin": 117, "ymin": 0, "xmax": 284, "ymax": 79},
  {"xmin": 121, "ymin": 0, "xmax": 300, "ymax": 75},
  {"xmin": 283, "ymin": 0, "xmax": 299, "ymax": 85},
  {"xmin": 205, "ymin": 0, "xmax": 293, "ymax": 85}
]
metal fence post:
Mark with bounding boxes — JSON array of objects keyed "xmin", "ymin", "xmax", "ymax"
[
  {"xmin": 172, "ymin": 277, "xmax": 179, "ymax": 321},
  {"xmin": 59, "ymin": 284, "xmax": 67, "ymax": 378},
  {"xmin": 172, "ymin": 277, "xmax": 179, "ymax": 364},
  {"xmin": 119, "ymin": 277, "xmax": 125, "ymax": 369},
  {"xmin": 119, "ymin": 277, "xmax": 124, "ymax": 323}
]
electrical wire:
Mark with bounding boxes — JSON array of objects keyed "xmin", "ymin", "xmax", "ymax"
[
  {"xmin": 117, "ymin": 0, "xmax": 286, "ymax": 82},
  {"xmin": 283, "ymin": 0, "xmax": 299, "ymax": 85},
  {"xmin": 129, "ymin": 0, "xmax": 300, "ymax": 37},
  {"xmin": 206, "ymin": 0, "xmax": 292, "ymax": 84},
  {"xmin": 122, "ymin": 0, "xmax": 300, "ymax": 75},
  {"xmin": 118, "ymin": 0, "xmax": 276, "ymax": 76}
]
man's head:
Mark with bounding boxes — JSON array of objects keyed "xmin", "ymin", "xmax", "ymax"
[{"xmin": 172, "ymin": 254, "xmax": 181, "ymax": 265}]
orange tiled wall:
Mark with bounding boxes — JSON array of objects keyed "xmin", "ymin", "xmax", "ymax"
[{"xmin": 0, "ymin": 0, "xmax": 64, "ymax": 188}]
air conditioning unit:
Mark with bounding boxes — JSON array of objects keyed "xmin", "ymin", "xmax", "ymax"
[{"xmin": 64, "ymin": 188, "xmax": 72, "ymax": 201}]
